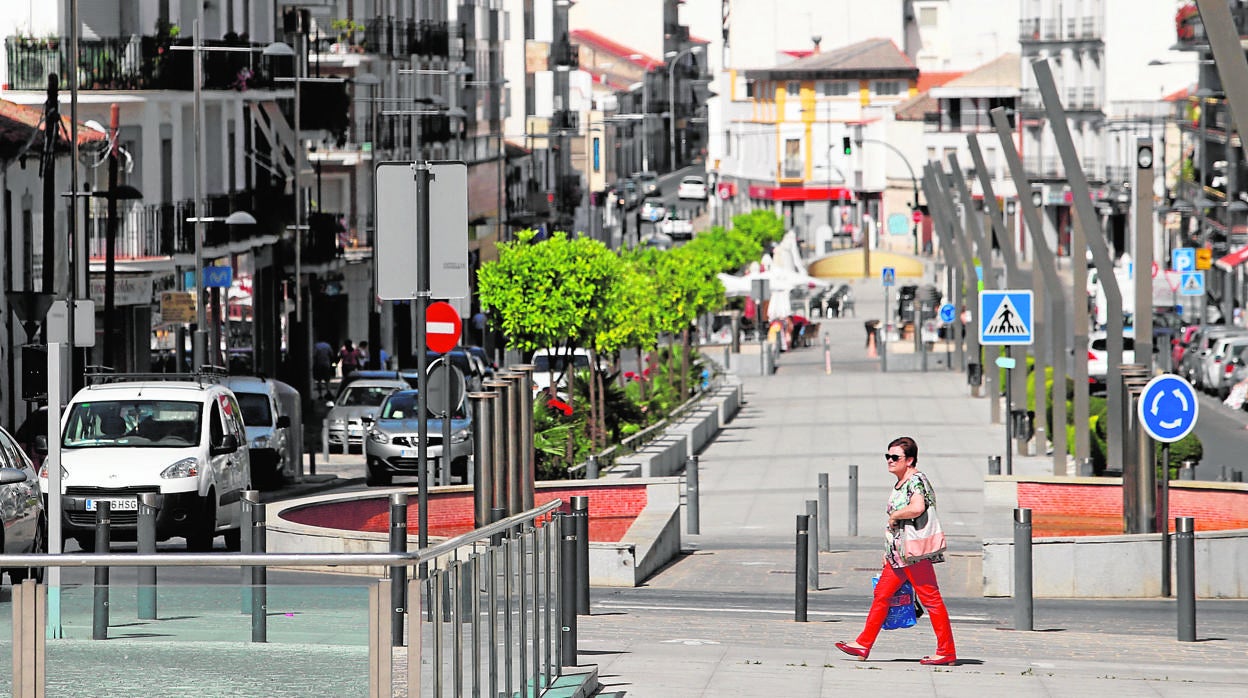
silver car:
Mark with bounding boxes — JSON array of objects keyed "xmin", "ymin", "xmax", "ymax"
[
  {"xmin": 0, "ymin": 424, "xmax": 44, "ymax": 584},
  {"xmin": 364, "ymin": 390, "xmax": 472, "ymax": 487},
  {"xmin": 326, "ymin": 379, "xmax": 409, "ymax": 453}
]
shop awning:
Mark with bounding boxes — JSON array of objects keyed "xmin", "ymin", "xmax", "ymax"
[
  {"xmin": 747, "ymin": 185, "xmax": 855, "ymax": 202},
  {"xmin": 1215, "ymin": 244, "xmax": 1248, "ymax": 272}
]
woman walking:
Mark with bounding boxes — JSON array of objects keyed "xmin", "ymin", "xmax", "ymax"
[{"xmin": 835, "ymin": 436, "xmax": 957, "ymax": 665}]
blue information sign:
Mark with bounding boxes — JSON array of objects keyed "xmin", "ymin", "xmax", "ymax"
[
  {"xmin": 881, "ymin": 267, "xmax": 896, "ymax": 287},
  {"xmin": 978, "ymin": 290, "xmax": 1033, "ymax": 345},
  {"xmin": 938, "ymin": 303, "xmax": 956, "ymax": 324},
  {"xmin": 1172, "ymin": 248, "xmax": 1196, "ymax": 273},
  {"xmin": 1138, "ymin": 374, "xmax": 1199, "ymax": 443},
  {"xmin": 203, "ymin": 266, "xmax": 233, "ymax": 288}
]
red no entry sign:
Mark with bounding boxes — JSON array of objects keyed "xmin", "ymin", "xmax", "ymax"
[{"xmin": 426, "ymin": 301, "xmax": 462, "ymax": 354}]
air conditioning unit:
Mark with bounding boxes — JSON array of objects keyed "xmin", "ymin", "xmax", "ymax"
[{"xmin": 14, "ymin": 49, "xmax": 61, "ymax": 90}]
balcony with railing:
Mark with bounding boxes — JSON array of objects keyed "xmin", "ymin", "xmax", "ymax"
[
  {"xmin": 361, "ymin": 17, "xmax": 451, "ymax": 59},
  {"xmin": 551, "ymin": 109, "xmax": 579, "ymax": 133},
  {"xmin": 550, "ymin": 42, "xmax": 580, "ymax": 71},
  {"xmin": 1174, "ymin": 2, "xmax": 1248, "ymax": 48},
  {"xmin": 84, "ymin": 189, "xmax": 290, "ymax": 262},
  {"xmin": 1020, "ymin": 16, "xmax": 1102, "ymax": 43},
  {"xmin": 3, "ymin": 34, "xmax": 285, "ymax": 91}
]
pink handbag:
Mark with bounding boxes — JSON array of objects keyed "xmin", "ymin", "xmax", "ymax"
[{"xmin": 901, "ymin": 505, "xmax": 947, "ymax": 564}]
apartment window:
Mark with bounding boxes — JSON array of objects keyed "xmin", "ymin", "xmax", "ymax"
[
  {"xmin": 820, "ymin": 80, "xmax": 850, "ymax": 97},
  {"xmin": 872, "ymin": 80, "xmax": 903, "ymax": 96},
  {"xmin": 745, "ymin": 80, "xmax": 756, "ymax": 98},
  {"xmin": 919, "ymin": 7, "xmax": 938, "ymax": 26},
  {"xmin": 786, "ymin": 81, "xmax": 801, "ymax": 97}
]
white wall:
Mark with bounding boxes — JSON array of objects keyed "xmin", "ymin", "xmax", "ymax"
[
  {"xmin": 568, "ymin": 0, "xmax": 663, "ymax": 60},
  {"xmin": 1103, "ymin": 0, "xmax": 1197, "ymax": 103}
]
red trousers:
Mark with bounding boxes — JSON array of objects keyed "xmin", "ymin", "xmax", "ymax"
[{"xmin": 856, "ymin": 560, "xmax": 956, "ymax": 657}]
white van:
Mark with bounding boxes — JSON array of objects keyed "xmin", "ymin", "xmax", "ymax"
[
  {"xmin": 224, "ymin": 376, "xmax": 297, "ymax": 489},
  {"xmin": 44, "ymin": 375, "xmax": 251, "ymax": 551}
]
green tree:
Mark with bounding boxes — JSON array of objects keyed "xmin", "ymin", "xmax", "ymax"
[{"xmin": 731, "ymin": 209, "xmax": 785, "ymax": 249}]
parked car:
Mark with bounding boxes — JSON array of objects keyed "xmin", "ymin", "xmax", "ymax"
[
  {"xmin": 640, "ymin": 197, "xmax": 667, "ymax": 222},
  {"xmin": 1170, "ymin": 324, "xmax": 1201, "ymax": 369},
  {"xmin": 633, "ymin": 171, "xmax": 661, "ymax": 196},
  {"xmin": 0, "ymin": 424, "xmax": 44, "ymax": 584},
  {"xmin": 364, "ymin": 390, "xmax": 472, "ymax": 487},
  {"xmin": 530, "ymin": 347, "xmax": 606, "ymax": 395},
  {"xmin": 1200, "ymin": 335, "xmax": 1248, "ymax": 394},
  {"xmin": 1087, "ymin": 330, "xmax": 1136, "ymax": 394},
  {"xmin": 656, "ymin": 210, "xmax": 694, "ymax": 239},
  {"xmin": 223, "ymin": 376, "xmax": 297, "ymax": 489},
  {"xmin": 616, "ymin": 178, "xmax": 642, "ymax": 209},
  {"xmin": 48, "ymin": 374, "xmax": 251, "ymax": 551},
  {"xmin": 326, "ymin": 378, "xmax": 410, "ymax": 453},
  {"xmin": 677, "ymin": 176, "xmax": 708, "ymax": 201},
  {"xmin": 1217, "ymin": 343, "xmax": 1248, "ymax": 399},
  {"xmin": 1178, "ymin": 327, "xmax": 1239, "ymax": 387},
  {"xmin": 639, "ymin": 232, "xmax": 674, "ymax": 251}
]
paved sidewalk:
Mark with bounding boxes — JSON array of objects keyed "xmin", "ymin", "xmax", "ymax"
[{"xmin": 576, "ymin": 276, "xmax": 1248, "ymax": 697}]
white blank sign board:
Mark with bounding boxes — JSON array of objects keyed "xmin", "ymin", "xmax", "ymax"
[{"xmin": 375, "ymin": 161, "xmax": 469, "ymax": 300}]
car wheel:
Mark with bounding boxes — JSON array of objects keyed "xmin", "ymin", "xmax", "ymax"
[
  {"xmin": 223, "ymin": 527, "xmax": 242, "ymax": 552},
  {"xmin": 6, "ymin": 514, "xmax": 47, "ymax": 585},
  {"xmin": 185, "ymin": 496, "xmax": 217, "ymax": 552},
  {"xmin": 365, "ymin": 463, "xmax": 391, "ymax": 487}
]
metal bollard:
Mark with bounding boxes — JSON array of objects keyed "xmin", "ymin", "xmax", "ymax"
[
  {"xmin": 1220, "ymin": 465, "xmax": 1229, "ymax": 482},
  {"xmin": 137, "ymin": 493, "xmax": 159, "ymax": 620},
  {"xmin": 571, "ymin": 496, "xmax": 590, "ymax": 615},
  {"xmin": 686, "ymin": 455, "xmax": 700, "ymax": 535},
  {"xmin": 723, "ymin": 345, "xmax": 730, "ymax": 371},
  {"xmin": 823, "ymin": 335, "xmax": 831, "ymax": 375},
  {"xmin": 469, "ymin": 391, "xmax": 497, "ymax": 528},
  {"xmin": 240, "ymin": 490, "xmax": 259, "ymax": 614},
  {"xmin": 389, "ymin": 493, "xmax": 408, "ymax": 646},
  {"xmin": 93, "ymin": 501, "xmax": 111, "ymax": 640},
  {"xmin": 817, "ymin": 473, "xmax": 831, "ymax": 552},
  {"xmin": 1181, "ymin": 460, "xmax": 1196, "ymax": 481},
  {"xmin": 1176, "ymin": 516, "xmax": 1196, "ymax": 642},
  {"xmin": 489, "ymin": 507, "xmax": 506, "ymax": 547},
  {"xmin": 805, "ymin": 500, "xmax": 819, "ymax": 590},
  {"xmin": 251, "ymin": 502, "xmax": 268, "ymax": 643},
  {"xmin": 1235, "ymin": 469, "xmax": 1244, "ymax": 483},
  {"xmin": 586, "ymin": 454, "xmax": 599, "ymax": 480},
  {"xmin": 795, "ymin": 514, "xmax": 809, "ymax": 622},
  {"xmin": 988, "ymin": 455, "xmax": 1001, "ymax": 476},
  {"xmin": 847, "ymin": 465, "xmax": 859, "ymax": 537},
  {"xmin": 559, "ymin": 530, "xmax": 578, "ymax": 667},
  {"xmin": 1013, "ymin": 508, "xmax": 1033, "ymax": 631}
]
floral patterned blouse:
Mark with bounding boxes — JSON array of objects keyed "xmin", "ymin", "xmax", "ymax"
[{"xmin": 884, "ymin": 471, "xmax": 942, "ymax": 568}]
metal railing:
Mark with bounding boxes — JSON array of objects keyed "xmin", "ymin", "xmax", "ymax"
[{"xmin": 3, "ymin": 499, "xmax": 570, "ymax": 698}]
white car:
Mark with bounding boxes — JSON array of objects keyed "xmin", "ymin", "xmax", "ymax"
[
  {"xmin": 1087, "ymin": 330, "xmax": 1135, "ymax": 393},
  {"xmin": 530, "ymin": 347, "xmax": 606, "ymax": 396},
  {"xmin": 677, "ymin": 176, "xmax": 708, "ymax": 201},
  {"xmin": 656, "ymin": 210, "xmax": 694, "ymax": 239},
  {"xmin": 640, "ymin": 198, "xmax": 667, "ymax": 222},
  {"xmin": 1200, "ymin": 335, "xmax": 1248, "ymax": 394}
]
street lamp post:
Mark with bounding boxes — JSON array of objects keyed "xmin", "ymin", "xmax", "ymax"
[{"xmin": 667, "ymin": 46, "xmax": 703, "ymax": 173}]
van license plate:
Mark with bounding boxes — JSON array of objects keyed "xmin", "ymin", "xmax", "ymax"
[{"xmin": 85, "ymin": 498, "xmax": 140, "ymax": 512}]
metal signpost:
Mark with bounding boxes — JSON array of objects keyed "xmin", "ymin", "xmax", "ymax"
[
  {"xmin": 751, "ymin": 278, "xmax": 770, "ymax": 375},
  {"xmin": 1138, "ymin": 374, "xmax": 1200, "ymax": 598},
  {"xmin": 923, "ymin": 171, "xmax": 965, "ymax": 372},
  {"xmin": 376, "ymin": 161, "xmax": 469, "ymax": 591},
  {"xmin": 980, "ymin": 290, "xmax": 1035, "ymax": 476}
]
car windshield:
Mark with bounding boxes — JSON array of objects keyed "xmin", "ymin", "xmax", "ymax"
[
  {"xmin": 379, "ymin": 393, "xmax": 465, "ymax": 420},
  {"xmin": 1090, "ymin": 337, "xmax": 1135, "ymax": 351},
  {"xmin": 235, "ymin": 393, "xmax": 273, "ymax": 427},
  {"xmin": 339, "ymin": 386, "xmax": 396, "ymax": 407},
  {"xmin": 682, "ymin": 177, "xmax": 703, "ymax": 185},
  {"xmin": 532, "ymin": 353, "xmax": 591, "ymax": 372},
  {"xmin": 63, "ymin": 400, "xmax": 202, "ymax": 448}
]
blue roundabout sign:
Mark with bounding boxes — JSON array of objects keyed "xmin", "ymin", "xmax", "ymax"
[{"xmin": 1137, "ymin": 374, "xmax": 1199, "ymax": 443}]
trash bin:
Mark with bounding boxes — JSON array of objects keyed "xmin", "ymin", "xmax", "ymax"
[
  {"xmin": 1011, "ymin": 409, "xmax": 1035, "ymax": 441},
  {"xmin": 967, "ymin": 362, "xmax": 983, "ymax": 386}
]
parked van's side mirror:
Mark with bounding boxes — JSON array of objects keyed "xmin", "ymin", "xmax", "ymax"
[
  {"xmin": 211, "ymin": 433, "xmax": 240, "ymax": 456},
  {"xmin": 276, "ymin": 415, "xmax": 291, "ymax": 429},
  {"xmin": 33, "ymin": 435, "xmax": 48, "ymax": 456},
  {"xmin": 0, "ymin": 467, "xmax": 28, "ymax": 484}
]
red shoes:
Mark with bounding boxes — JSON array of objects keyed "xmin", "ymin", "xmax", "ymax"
[
  {"xmin": 919, "ymin": 655, "xmax": 958, "ymax": 666},
  {"xmin": 834, "ymin": 641, "xmax": 870, "ymax": 660}
]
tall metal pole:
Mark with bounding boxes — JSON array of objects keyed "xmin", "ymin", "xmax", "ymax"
[
  {"xmin": 947, "ymin": 156, "xmax": 998, "ymax": 418},
  {"xmin": 923, "ymin": 174, "xmax": 964, "ymax": 372},
  {"xmin": 667, "ymin": 48, "xmax": 699, "ymax": 172},
  {"xmin": 192, "ymin": 19, "xmax": 207, "ymax": 370},
  {"xmin": 1135, "ymin": 139, "xmax": 1155, "ymax": 369},
  {"xmin": 991, "ymin": 107, "xmax": 1070, "ymax": 474},
  {"xmin": 68, "ymin": 0, "xmax": 81, "ymax": 385},
  {"xmin": 103, "ymin": 104, "xmax": 120, "ymax": 369},
  {"xmin": 1035, "ymin": 59, "xmax": 1123, "ymax": 473},
  {"xmin": 416, "ymin": 164, "xmax": 431, "ymax": 575}
]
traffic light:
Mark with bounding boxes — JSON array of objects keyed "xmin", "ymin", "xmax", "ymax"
[{"xmin": 842, "ymin": 136, "xmax": 852, "ymax": 155}]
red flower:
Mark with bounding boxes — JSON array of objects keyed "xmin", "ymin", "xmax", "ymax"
[
  {"xmin": 547, "ymin": 398, "xmax": 573, "ymax": 416},
  {"xmin": 624, "ymin": 371, "xmax": 637, "ymax": 381}
]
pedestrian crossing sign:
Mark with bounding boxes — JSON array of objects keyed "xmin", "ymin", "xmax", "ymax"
[
  {"xmin": 1179, "ymin": 270, "xmax": 1205, "ymax": 297},
  {"xmin": 979, "ymin": 290, "xmax": 1034, "ymax": 345}
]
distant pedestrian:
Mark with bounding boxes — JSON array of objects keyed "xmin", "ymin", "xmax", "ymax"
[
  {"xmin": 835, "ymin": 436, "xmax": 957, "ymax": 666},
  {"xmin": 312, "ymin": 340, "xmax": 334, "ymax": 398},
  {"xmin": 357, "ymin": 340, "xmax": 371, "ymax": 369},
  {"xmin": 378, "ymin": 346, "xmax": 391, "ymax": 370},
  {"xmin": 339, "ymin": 340, "xmax": 361, "ymax": 377}
]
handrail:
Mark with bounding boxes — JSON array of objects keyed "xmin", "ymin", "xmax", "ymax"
[{"xmin": 0, "ymin": 499, "xmax": 563, "ymax": 569}]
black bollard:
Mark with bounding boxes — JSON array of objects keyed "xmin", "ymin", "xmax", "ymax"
[
  {"xmin": 489, "ymin": 507, "xmax": 505, "ymax": 547},
  {"xmin": 795, "ymin": 514, "xmax": 809, "ymax": 622},
  {"xmin": 586, "ymin": 454, "xmax": 599, "ymax": 480},
  {"xmin": 571, "ymin": 496, "xmax": 590, "ymax": 615},
  {"xmin": 817, "ymin": 473, "xmax": 831, "ymax": 552},
  {"xmin": 137, "ymin": 493, "xmax": 159, "ymax": 620},
  {"xmin": 251, "ymin": 502, "xmax": 267, "ymax": 643},
  {"xmin": 805, "ymin": 500, "xmax": 819, "ymax": 590},
  {"xmin": 1176, "ymin": 516, "xmax": 1196, "ymax": 642},
  {"xmin": 240, "ymin": 490, "xmax": 258, "ymax": 614},
  {"xmin": 559, "ymin": 530, "xmax": 578, "ymax": 667},
  {"xmin": 988, "ymin": 455, "xmax": 1001, "ymax": 476},
  {"xmin": 390, "ymin": 493, "xmax": 408, "ymax": 646},
  {"xmin": 1013, "ymin": 508, "xmax": 1033, "ymax": 631},
  {"xmin": 686, "ymin": 456, "xmax": 700, "ymax": 535},
  {"xmin": 93, "ymin": 501, "xmax": 111, "ymax": 640}
]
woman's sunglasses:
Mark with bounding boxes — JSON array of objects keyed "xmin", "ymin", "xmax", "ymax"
[{"xmin": 885, "ymin": 454, "xmax": 905, "ymax": 462}]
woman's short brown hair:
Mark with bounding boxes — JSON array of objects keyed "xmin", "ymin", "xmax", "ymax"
[{"xmin": 888, "ymin": 436, "xmax": 918, "ymax": 463}]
